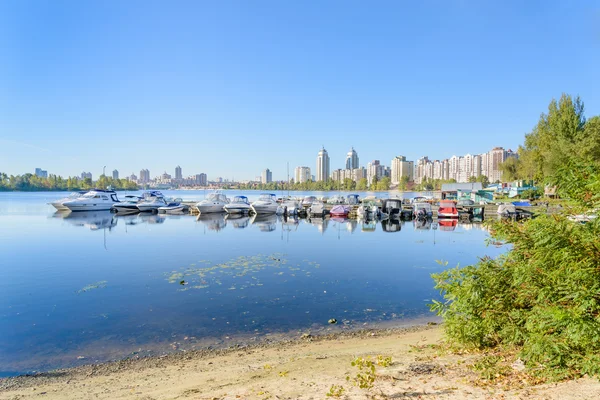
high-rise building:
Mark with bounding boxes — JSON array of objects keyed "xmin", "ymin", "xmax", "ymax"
[
  {"xmin": 261, "ymin": 168, "xmax": 272, "ymax": 184},
  {"xmin": 81, "ymin": 171, "xmax": 92, "ymax": 180},
  {"xmin": 345, "ymin": 147, "xmax": 359, "ymax": 170},
  {"xmin": 175, "ymin": 165, "xmax": 182, "ymax": 180},
  {"xmin": 139, "ymin": 169, "xmax": 150, "ymax": 183},
  {"xmin": 294, "ymin": 166, "xmax": 311, "ymax": 183},
  {"xmin": 129, "ymin": 173, "xmax": 137, "ymax": 181},
  {"xmin": 112, "ymin": 169, "xmax": 119, "ymax": 180},
  {"xmin": 34, "ymin": 168, "xmax": 48, "ymax": 178},
  {"xmin": 198, "ymin": 173, "xmax": 207, "ymax": 186},
  {"xmin": 488, "ymin": 147, "xmax": 507, "ymax": 183},
  {"xmin": 391, "ymin": 156, "xmax": 414, "ymax": 185},
  {"xmin": 316, "ymin": 147, "xmax": 330, "ymax": 182}
]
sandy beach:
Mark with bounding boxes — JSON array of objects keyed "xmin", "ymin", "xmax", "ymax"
[{"xmin": 1, "ymin": 325, "xmax": 599, "ymax": 400}]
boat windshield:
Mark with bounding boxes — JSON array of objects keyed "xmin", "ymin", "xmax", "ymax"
[
  {"xmin": 207, "ymin": 193, "xmax": 227, "ymax": 202},
  {"xmin": 439, "ymin": 201, "xmax": 455, "ymax": 207},
  {"xmin": 414, "ymin": 202, "xmax": 430, "ymax": 209},
  {"xmin": 233, "ymin": 196, "xmax": 248, "ymax": 204},
  {"xmin": 258, "ymin": 194, "xmax": 275, "ymax": 202}
]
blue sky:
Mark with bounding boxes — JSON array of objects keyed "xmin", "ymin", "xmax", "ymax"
[{"xmin": 1, "ymin": 0, "xmax": 599, "ymax": 181}]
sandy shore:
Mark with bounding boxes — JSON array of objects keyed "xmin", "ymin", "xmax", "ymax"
[{"xmin": 1, "ymin": 325, "xmax": 599, "ymax": 400}]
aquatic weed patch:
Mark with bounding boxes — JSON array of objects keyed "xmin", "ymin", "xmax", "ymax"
[
  {"xmin": 76, "ymin": 281, "xmax": 107, "ymax": 294},
  {"xmin": 165, "ymin": 253, "xmax": 322, "ymax": 291}
]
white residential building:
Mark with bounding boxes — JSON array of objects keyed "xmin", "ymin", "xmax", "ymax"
[
  {"xmin": 316, "ymin": 147, "xmax": 330, "ymax": 182},
  {"xmin": 345, "ymin": 147, "xmax": 359, "ymax": 170},
  {"xmin": 294, "ymin": 166, "xmax": 311, "ymax": 183},
  {"xmin": 391, "ymin": 156, "xmax": 414, "ymax": 185}
]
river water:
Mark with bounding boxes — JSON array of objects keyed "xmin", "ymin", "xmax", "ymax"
[{"xmin": 0, "ymin": 191, "xmax": 505, "ymax": 376}]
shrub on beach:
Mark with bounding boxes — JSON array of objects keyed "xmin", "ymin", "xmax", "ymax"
[{"xmin": 430, "ymin": 156, "xmax": 600, "ymax": 380}]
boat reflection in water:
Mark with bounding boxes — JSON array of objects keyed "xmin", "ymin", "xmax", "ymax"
[
  {"xmin": 413, "ymin": 218, "xmax": 433, "ymax": 230},
  {"xmin": 196, "ymin": 213, "xmax": 227, "ymax": 232},
  {"xmin": 250, "ymin": 214, "xmax": 278, "ymax": 232},
  {"xmin": 52, "ymin": 210, "xmax": 117, "ymax": 231},
  {"xmin": 225, "ymin": 214, "xmax": 250, "ymax": 229},
  {"xmin": 346, "ymin": 218, "xmax": 358, "ymax": 233},
  {"xmin": 307, "ymin": 216, "xmax": 329, "ymax": 234},
  {"xmin": 361, "ymin": 218, "xmax": 377, "ymax": 232},
  {"xmin": 438, "ymin": 219, "xmax": 458, "ymax": 232},
  {"xmin": 381, "ymin": 217, "xmax": 401, "ymax": 233},
  {"xmin": 115, "ymin": 213, "xmax": 166, "ymax": 225}
]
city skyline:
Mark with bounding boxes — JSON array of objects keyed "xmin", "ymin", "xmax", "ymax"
[
  {"xmin": 2, "ymin": 2, "xmax": 599, "ymax": 180},
  {"xmin": 24, "ymin": 143, "xmax": 515, "ymax": 186}
]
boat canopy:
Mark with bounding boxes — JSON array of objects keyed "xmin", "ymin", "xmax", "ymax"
[{"xmin": 233, "ymin": 196, "xmax": 249, "ymax": 203}]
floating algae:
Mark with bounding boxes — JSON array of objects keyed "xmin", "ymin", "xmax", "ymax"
[
  {"xmin": 165, "ymin": 253, "xmax": 319, "ymax": 291},
  {"xmin": 76, "ymin": 281, "xmax": 107, "ymax": 294}
]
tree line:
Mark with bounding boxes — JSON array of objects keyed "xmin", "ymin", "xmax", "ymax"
[
  {"xmin": 0, "ymin": 173, "xmax": 138, "ymax": 191},
  {"xmin": 236, "ymin": 176, "xmax": 392, "ymax": 192}
]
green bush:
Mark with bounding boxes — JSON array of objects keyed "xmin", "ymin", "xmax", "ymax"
[{"xmin": 430, "ymin": 162, "xmax": 600, "ymax": 380}]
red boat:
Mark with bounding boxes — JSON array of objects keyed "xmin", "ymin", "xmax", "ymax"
[{"xmin": 438, "ymin": 200, "xmax": 458, "ymax": 218}]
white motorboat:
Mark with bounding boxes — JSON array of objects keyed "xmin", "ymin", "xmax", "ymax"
[
  {"xmin": 250, "ymin": 193, "xmax": 280, "ymax": 214},
  {"xmin": 112, "ymin": 195, "xmax": 143, "ymax": 214},
  {"xmin": 308, "ymin": 199, "xmax": 325, "ymax": 216},
  {"xmin": 279, "ymin": 198, "xmax": 301, "ymax": 216},
  {"xmin": 62, "ymin": 190, "xmax": 120, "ymax": 211},
  {"xmin": 301, "ymin": 196, "xmax": 317, "ymax": 208},
  {"xmin": 195, "ymin": 191, "xmax": 230, "ymax": 214},
  {"xmin": 136, "ymin": 191, "xmax": 167, "ymax": 212},
  {"xmin": 223, "ymin": 196, "xmax": 251, "ymax": 214},
  {"xmin": 158, "ymin": 198, "xmax": 188, "ymax": 214},
  {"xmin": 327, "ymin": 195, "xmax": 345, "ymax": 205},
  {"xmin": 48, "ymin": 191, "xmax": 88, "ymax": 211},
  {"xmin": 357, "ymin": 201, "xmax": 380, "ymax": 219},
  {"xmin": 413, "ymin": 202, "xmax": 433, "ymax": 219}
]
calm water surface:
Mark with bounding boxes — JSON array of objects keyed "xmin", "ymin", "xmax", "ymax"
[{"xmin": 0, "ymin": 191, "xmax": 505, "ymax": 376}]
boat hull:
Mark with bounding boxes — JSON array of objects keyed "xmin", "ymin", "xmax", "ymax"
[
  {"xmin": 251, "ymin": 203, "xmax": 279, "ymax": 214},
  {"xmin": 63, "ymin": 203, "xmax": 115, "ymax": 211},
  {"xmin": 113, "ymin": 205, "xmax": 140, "ymax": 214},
  {"xmin": 196, "ymin": 204, "xmax": 226, "ymax": 213},
  {"xmin": 224, "ymin": 205, "xmax": 251, "ymax": 214},
  {"xmin": 49, "ymin": 201, "xmax": 70, "ymax": 211}
]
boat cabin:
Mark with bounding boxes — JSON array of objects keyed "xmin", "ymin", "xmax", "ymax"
[{"xmin": 382, "ymin": 199, "xmax": 402, "ymax": 217}]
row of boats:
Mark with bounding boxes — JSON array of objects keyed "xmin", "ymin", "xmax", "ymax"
[
  {"xmin": 49, "ymin": 190, "xmax": 470, "ymax": 220},
  {"xmin": 49, "ymin": 190, "xmax": 189, "ymax": 214}
]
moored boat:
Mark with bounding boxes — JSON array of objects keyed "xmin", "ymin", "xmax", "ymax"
[
  {"xmin": 112, "ymin": 195, "xmax": 143, "ymax": 214},
  {"xmin": 438, "ymin": 200, "xmax": 458, "ymax": 218},
  {"xmin": 250, "ymin": 193, "xmax": 279, "ymax": 214},
  {"xmin": 158, "ymin": 198, "xmax": 188, "ymax": 214},
  {"xmin": 413, "ymin": 202, "xmax": 433, "ymax": 219},
  {"xmin": 48, "ymin": 191, "xmax": 88, "ymax": 211},
  {"xmin": 330, "ymin": 204, "xmax": 351, "ymax": 217},
  {"xmin": 136, "ymin": 191, "xmax": 168, "ymax": 212},
  {"xmin": 62, "ymin": 190, "xmax": 120, "ymax": 211},
  {"xmin": 223, "ymin": 196, "xmax": 251, "ymax": 214}
]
